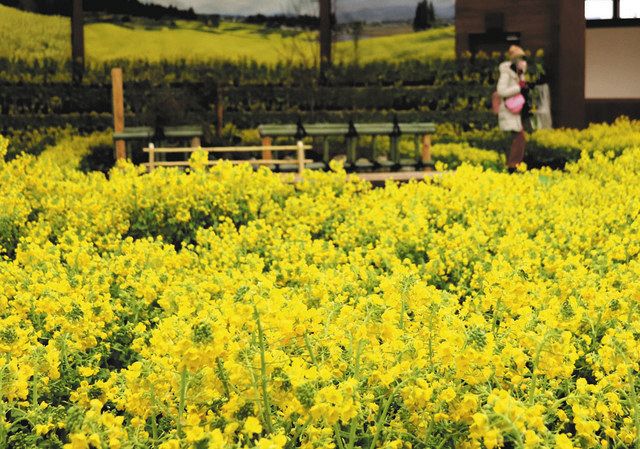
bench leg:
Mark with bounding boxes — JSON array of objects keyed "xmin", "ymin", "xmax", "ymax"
[
  {"xmin": 323, "ymin": 138, "xmax": 330, "ymax": 166},
  {"xmin": 422, "ymin": 134, "xmax": 432, "ymax": 170},
  {"xmin": 371, "ymin": 135, "xmax": 377, "ymax": 160},
  {"xmin": 390, "ymin": 136, "xmax": 399, "ymax": 166}
]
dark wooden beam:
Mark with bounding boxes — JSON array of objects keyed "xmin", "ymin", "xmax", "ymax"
[
  {"xmin": 587, "ymin": 18, "xmax": 640, "ymax": 27},
  {"xmin": 555, "ymin": 0, "xmax": 586, "ymax": 128},
  {"xmin": 71, "ymin": 0, "xmax": 85, "ymax": 84},
  {"xmin": 319, "ymin": 0, "xmax": 332, "ymax": 76}
]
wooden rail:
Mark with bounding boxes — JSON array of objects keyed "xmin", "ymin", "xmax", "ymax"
[{"xmin": 143, "ymin": 141, "xmax": 312, "ymax": 174}]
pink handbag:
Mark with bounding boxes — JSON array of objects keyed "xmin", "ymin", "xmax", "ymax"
[{"xmin": 505, "ymin": 94, "xmax": 525, "ymax": 114}]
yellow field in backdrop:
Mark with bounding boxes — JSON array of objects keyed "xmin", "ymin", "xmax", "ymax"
[{"xmin": 0, "ymin": 5, "xmax": 455, "ymax": 64}]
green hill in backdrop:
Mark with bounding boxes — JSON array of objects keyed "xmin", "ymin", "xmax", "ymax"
[{"xmin": 0, "ymin": 5, "xmax": 455, "ymax": 64}]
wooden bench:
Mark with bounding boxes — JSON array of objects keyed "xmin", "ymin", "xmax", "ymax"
[
  {"xmin": 258, "ymin": 121, "xmax": 436, "ymax": 169},
  {"xmin": 113, "ymin": 125, "xmax": 203, "ymax": 160}
]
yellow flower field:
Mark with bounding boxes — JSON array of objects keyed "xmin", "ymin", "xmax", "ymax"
[{"xmin": 1, "ymin": 134, "xmax": 640, "ymax": 449}]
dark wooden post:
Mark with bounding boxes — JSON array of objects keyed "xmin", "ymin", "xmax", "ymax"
[
  {"xmin": 71, "ymin": 0, "xmax": 85, "ymax": 84},
  {"xmin": 111, "ymin": 68, "xmax": 126, "ymax": 160},
  {"xmin": 215, "ymin": 85, "xmax": 224, "ymax": 138},
  {"xmin": 556, "ymin": 0, "xmax": 586, "ymax": 128},
  {"xmin": 319, "ymin": 0, "xmax": 332, "ymax": 78}
]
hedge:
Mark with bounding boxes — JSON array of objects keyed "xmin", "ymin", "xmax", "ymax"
[
  {"xmin": 1, "ymin": 54, "xmax": 546, "ymax": 142},
  {"xmin": 0, "ymin": 54, "xmax": 545, "ymax": 86}
]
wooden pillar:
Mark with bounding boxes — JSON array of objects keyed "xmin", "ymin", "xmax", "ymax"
[
  {"xmin": 296, "ymin": 140, "xmax": 305, "ymax": 176},
  {"xmin": 421, "ymin": 134, "xmax": 432, "ymax": 167},
  {"xmin": 71, "ymin": 0, "xmax": 85, "ymax": 84},
  {"xmin": 261, "ymin": 137, "xmax": 273, "ymax": 161},
  {"xmin": 148, "ymin": 143, "xmax": 155, "ymax": 173},
  {"xmin": 319, "ymin": 0, "xmax": 332, "ymax": 78},
  {"xmin": 111, "ymin": 68, "xmax": 126, "ymax": 160},
  {"xmin": 453, "ymin": 0, "xmax": 468, "ymax": 56},
  {"xmin": 556, "ymin": 0, "xmax": 586, "ymax": 128}
]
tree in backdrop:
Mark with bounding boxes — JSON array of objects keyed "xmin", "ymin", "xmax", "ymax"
[
  {"xmin": 319, "ymin": 0, "xmax": 333, "ymax": 72},
  {"xmin": 274, "ymin": 0, "xmax": 325, "ymax": 68},
  {"xmin": 413, "ymin": 0, "xmax": 436, "ymax": 31},
  {"xmin": 349, "ymin": 21, "xmax": 364, "ymax": 66},
  {"xmin": 0, "ymin": 0, "xmax": 198, "ymax": 19}
]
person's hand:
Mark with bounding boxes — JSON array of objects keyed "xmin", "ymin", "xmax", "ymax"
[
  {"xmin": 519, "ymin": 81, "xmax": 529, "ymax": 95},
  {"xmin": 517, "ymin": 59, "xmax": 528, "ymax": 73}
]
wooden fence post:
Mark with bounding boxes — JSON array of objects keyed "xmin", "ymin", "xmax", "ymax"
[
  {"xmin": 421, "ymin": 134, "xmax": 432, "ymax": 168},
  {"xmin": 261, "ymin": 137, "xmax": 273, "ymax": 161},
  {"xmin": 297, "ymin": 140, "xmax": 305, "ymax": 176},
  {"xmin": 111, "ymin": 68, "xmax": 126, "ymax": 161},
  {"xmin": 148, "ymin": 143, "xmax": 155, "ymax": 173}
]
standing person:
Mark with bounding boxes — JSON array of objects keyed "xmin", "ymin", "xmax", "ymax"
[{"xmin": 497, "ymin": 45, "xmax": 529, "ymax": 173}]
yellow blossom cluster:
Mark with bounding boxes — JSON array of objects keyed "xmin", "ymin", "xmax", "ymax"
[{"xmin": 1, "ymin": 133, "xmax": 640, "ymax": 449}]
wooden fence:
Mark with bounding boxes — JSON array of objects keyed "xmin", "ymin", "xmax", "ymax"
[{"xmin": 143, "ymin": 141, "xmax": 312, "ymax": 175}]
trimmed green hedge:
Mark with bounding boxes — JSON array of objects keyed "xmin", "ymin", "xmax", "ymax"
[
  {"xmin": 1, "ymin": 54, "xmax": 545, "ymax": 134},
  {"xmin": 3, "ymin": 126, "xmax": 76, "ymax": 160},
  {"xmin": 0, "ymin": 54, "xmax": 545, "ymax": 86},
  {"xmin": 1, "ymin": 113, "xmax": 115, "ymax": 132},
  {"xmin": 0, "ymin": 84, "xmax": 491, "ymax": 117}
]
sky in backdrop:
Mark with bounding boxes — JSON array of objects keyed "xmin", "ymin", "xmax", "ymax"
[
  {"xmin": 149, "ymin": 0, "xmax": 455, "ymax": 19},
  {"xmin": 148, "ymin": 1, "xmax": 640, "ymax": 20}
]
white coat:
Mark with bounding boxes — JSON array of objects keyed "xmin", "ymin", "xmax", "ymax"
[{"xmin": 497, "ymin": 61, "xmax": 524, "ymax": 132}]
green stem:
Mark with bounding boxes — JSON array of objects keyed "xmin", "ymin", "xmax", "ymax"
[
  {"xmin": 547, "ymin": 393, "xmax": 589, "ymax": 414},
  {"xmin": 31, "ymin": 373, "xmax": 39, "ymax": 409},
  {"xmin": 428, "ymin": 306, "xmax": 435, "ymax": 371},
  {"xmin": 286, "ymin": 417, "xmax": 312, "ymax": 449},
  {"xmin": 177, "ymin": 366, "xmax": 188, "ymax": 440},
  {"xmin": 368, "ymin": 380, "xmax": 408, "ymax": 449},
  {"xmin": 494, "ymin": 411, "xmax": 524, "ymax": 448},
  {"xmin": 7, "ymin": 415, "xmax": 37, "ymax": 432},
  {"xmin": 303, "ymin": 333, "xmax": 318, "ymax": 366},
  {"xmin": 149, "ymin": 383, "xmax": 159, "ymax": 442},
  {"xmin": 333, "ymin": 424, "xmax": 347, "ymax": 449},
  {"xmin": 492, "ymin": 298, "xmax": 502, "ymax": 335},
  {"xmin": 529, "ymin": 331, "xmax": 552, "ymax": 406},
  {"xmin": 216, "ymin": 357, "xmax": 231, "ymax": 398},
  {"xmin": 151, "ymin": 414, "xmax": 158, "ymax": 443},
  {"xmin": 626, "ymin": 374, "xmax": 640, "ymax": 449},
  {"xmin": 254, "ymin": 305, "xmax": 274, "ymax": 434},
  {"xmin": 347, "ymin": 340, "xmax": 365, "ymax": 449},
  {"xmin": 613, "ymin": 340, "xmax": 640, "ymax": 449}
]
